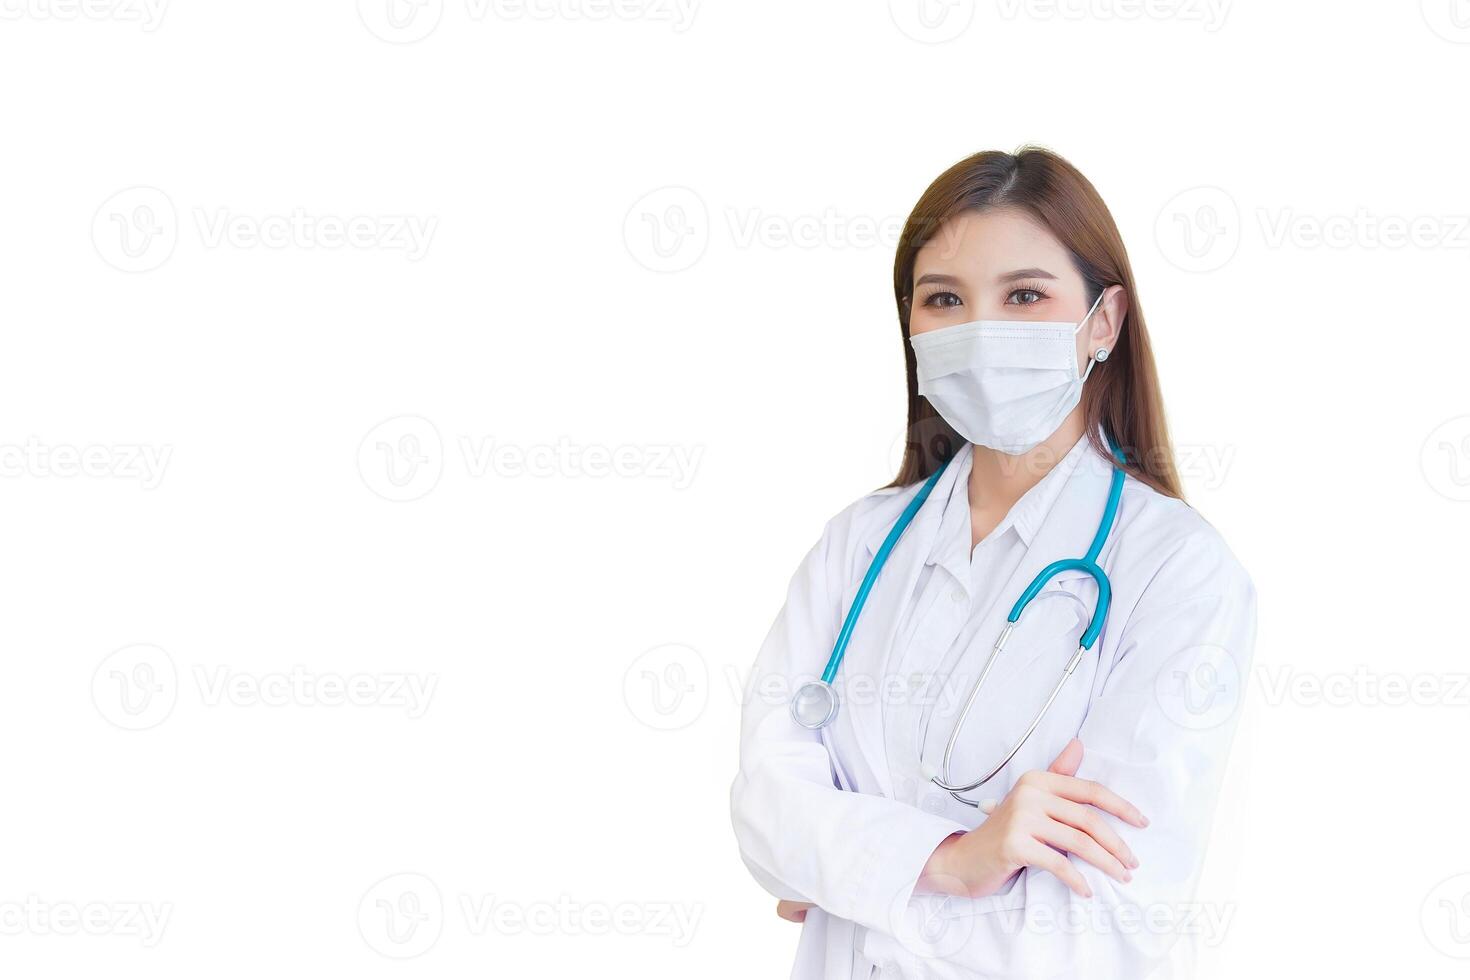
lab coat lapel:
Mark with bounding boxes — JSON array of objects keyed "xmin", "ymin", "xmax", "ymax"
[{"xmin": 835, "ymin": 457, "xmax": 967, "ymax": 799}]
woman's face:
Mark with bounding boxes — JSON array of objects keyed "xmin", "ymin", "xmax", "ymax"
[{"xmin": 908, "ymin": 208, "xmax": 1120, "ymax": 370}]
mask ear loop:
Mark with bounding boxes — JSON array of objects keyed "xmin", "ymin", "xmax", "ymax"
[{"xmin": 1074, "ymin": 287, "xmax": 1109, "ymax": 382}]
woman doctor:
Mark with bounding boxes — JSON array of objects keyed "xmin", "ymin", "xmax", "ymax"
[{"xmin": 730, "ymin": 147, "xmax": 1256, "ymax": 980}]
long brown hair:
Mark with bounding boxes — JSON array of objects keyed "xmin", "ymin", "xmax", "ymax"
[{"xmin": 889, "ymin": 146, "xmax": 1183, "ymax": 499}]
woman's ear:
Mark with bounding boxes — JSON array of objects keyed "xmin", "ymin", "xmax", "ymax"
[{"xmin": 1090, "ymin": 285, "xmax": 1128, "ymax": 356}]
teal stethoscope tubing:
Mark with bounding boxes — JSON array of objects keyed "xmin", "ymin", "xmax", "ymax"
[
  {"xmin": 791, "ymin": 438, "xmax": 1128, "ymax": 787},
  {"xmin": 1009, "ymin": 448, "xmax": 1124, "ymax": 651},
  {"xmin": 818, "ymin": 458, "xmax": 953, "ymax": 685}
]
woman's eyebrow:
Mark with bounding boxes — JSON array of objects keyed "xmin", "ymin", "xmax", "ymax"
[
  {"xmin": 914, "ymin": 272, "xmax": 963, "ymax": 287},
  {"xmin": 998, "ymin": 267, "xmax": 1057, "ymax": 282}
]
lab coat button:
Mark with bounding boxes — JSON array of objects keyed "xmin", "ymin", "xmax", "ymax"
[{"xmin": 951, "ymin": 587, "xmax": 966, "ymax": 604}]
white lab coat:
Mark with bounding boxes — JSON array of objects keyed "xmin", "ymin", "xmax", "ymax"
[{"xmin": 730, "ymin": 439, "xmax": 1256, "ymax": 980}]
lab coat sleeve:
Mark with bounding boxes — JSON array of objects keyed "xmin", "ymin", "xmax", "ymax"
[
  {"xmin": 729, "ymin": 512, "xmax": 971, "ymax": 934},
  {"xmin": 869, "ymin": 524, "xmax": 1257, "ymax": 979}
]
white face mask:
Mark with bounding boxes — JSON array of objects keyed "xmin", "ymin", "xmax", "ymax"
[{"xmin": 909, "ymin": 290, "xmax": 1107, "ymax": 455}]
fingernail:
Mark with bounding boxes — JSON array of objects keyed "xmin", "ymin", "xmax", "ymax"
[
  {"xmin": 1140, "ymin": 815, "xmax": 1150, "ymax": 827},
  {"xmin": 1129, "ymin": 856, "xmax": 1140, "ymax": 869},
  {"xmin": 1123, "ymin": 872, "xmax": 1132, "ymax": 883}
]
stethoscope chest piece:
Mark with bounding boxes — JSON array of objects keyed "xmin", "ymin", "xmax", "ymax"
[{"xmin": 791, "ymin": 680, "xmax": 839, "ymax": 730}]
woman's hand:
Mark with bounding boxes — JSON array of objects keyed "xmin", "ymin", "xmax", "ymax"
[
  {"xmin": 776, "ymin": 900, "xmax": 814, "ymax": 922},
  {"xmin": 918, "ymin": 739, "xmax": 1147, "ymax": 899}
]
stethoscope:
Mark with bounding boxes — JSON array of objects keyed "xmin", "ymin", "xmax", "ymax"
[{"xmin": 789, "ymin": 439, "xmax": 1127, "ymax": 807}]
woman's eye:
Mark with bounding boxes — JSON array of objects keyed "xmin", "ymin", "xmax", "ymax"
[
  {"xmin": 1006, "ymin": 288, "xmax": 1045, "ymax": 305},
  {"xmin": 923, "ymin": 291, "xmax": 963, "ymax": 309}
]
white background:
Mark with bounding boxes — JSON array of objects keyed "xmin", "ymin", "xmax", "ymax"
[{"xmin": 3, "ymin": 1, "xmax": 1469, "ymax": 977}]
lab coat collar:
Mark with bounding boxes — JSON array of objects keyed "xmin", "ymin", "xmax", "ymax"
[
  {"xmin": 864, "ymin": 433, "xmax": 1102, "ymax": 589},
  {"xmin": 1009, "ymin": 433, "xmax": 1097, "ymax": 547}
]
